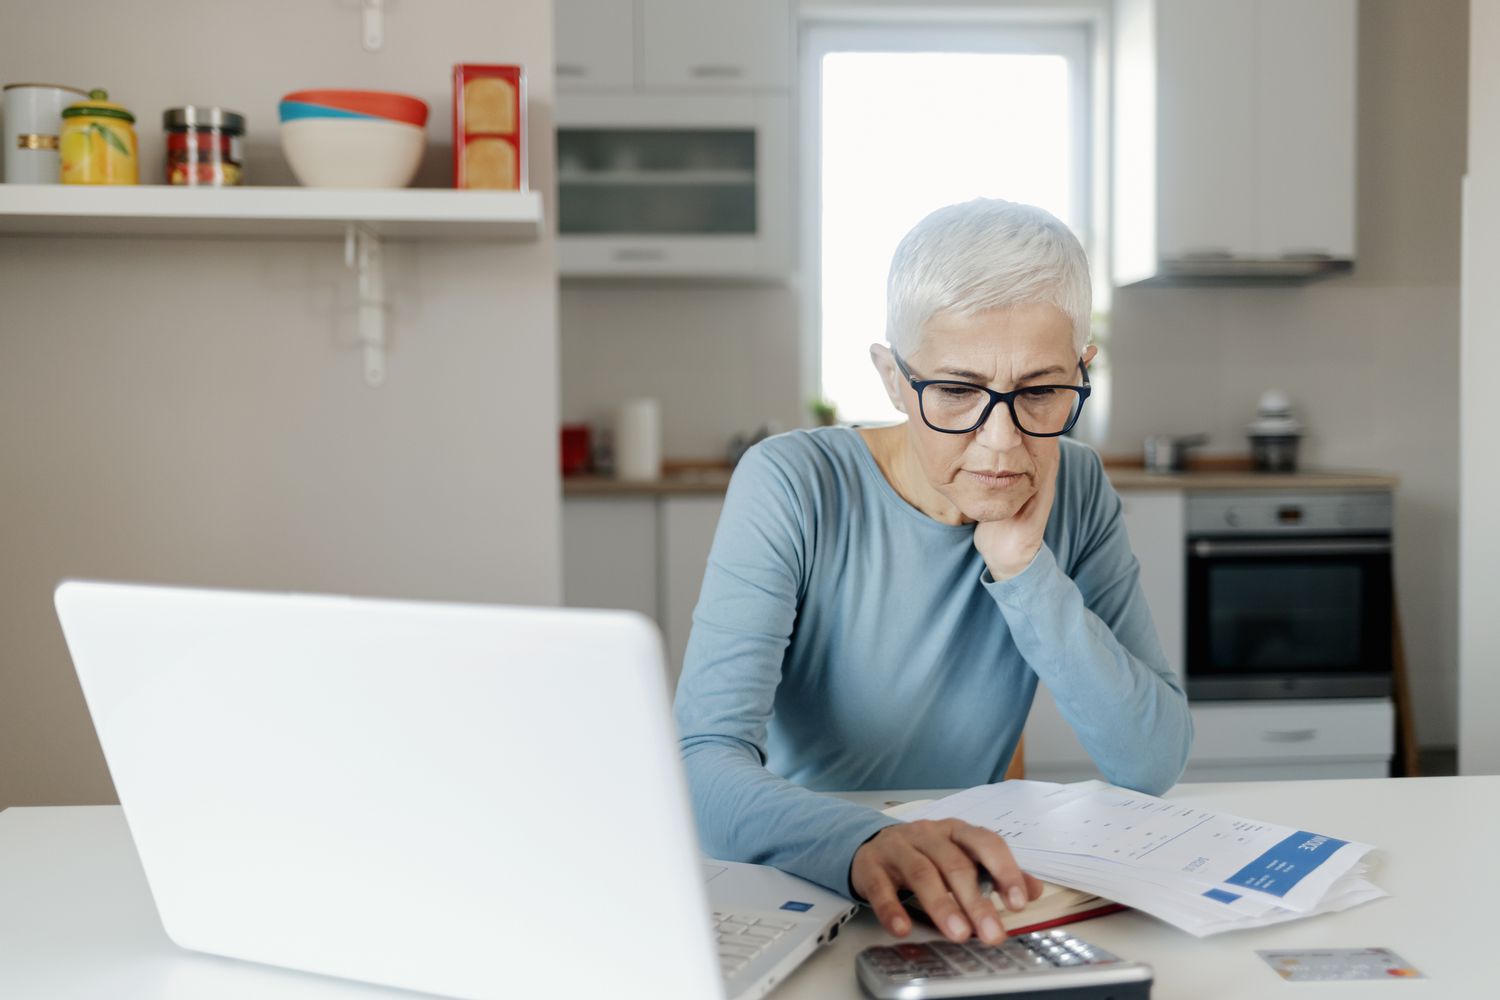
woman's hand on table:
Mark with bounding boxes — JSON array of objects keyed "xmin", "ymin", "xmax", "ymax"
[
  {"xmin": 973, "ymin": 446, "xmax": 1060, "ymax": 581},
  {"xmin": 850, "ymin": 819, "xmax": 1044, "ymax": 945}
]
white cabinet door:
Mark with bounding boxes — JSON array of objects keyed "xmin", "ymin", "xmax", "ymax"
[
  {"xmin": 1253, "ymin": 0, "xmax": 1356, "ymax": 259},
  {"xmin": 1155, "ymin": 0, "xmax": 1256, "ymax": 259},
  {"xmin": 1118, "ymin": 490, "xmax": 1185, "ymax": 678},
  {"xmin": 562, "ymin": 497, "xmax": 659, "ymax": 620},
  {"xmin": 640, "ymin": 0, "xmax": 792, "ymax": 91},
  {"xmin": 660, "ymin": 496, "xmax": 725, "ymax": 686},
  {"xmin": 555, "ymin": 0, "xmax": 636, "ymax": 91}
]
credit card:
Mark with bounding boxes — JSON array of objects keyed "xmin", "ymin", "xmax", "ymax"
[{"xmin": 1257, "ymin": 947, "xmax": 1423, "ymax": 981}]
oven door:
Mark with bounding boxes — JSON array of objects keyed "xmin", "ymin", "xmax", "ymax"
[{"xmin": 1185, "ymin": 536, "xmax": 1392, "ymax": 699}]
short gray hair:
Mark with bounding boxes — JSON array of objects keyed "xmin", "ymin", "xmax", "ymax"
[{"xmin": 885, "ymin": 198, "xmax": 1092, "ymax": 356}]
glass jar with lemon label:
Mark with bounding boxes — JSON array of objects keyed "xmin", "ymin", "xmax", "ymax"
[{"xmin": 60, "ymin": 88, "xmax": 138, "ymax": 184}]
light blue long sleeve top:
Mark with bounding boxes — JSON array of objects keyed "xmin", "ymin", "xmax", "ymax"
[{"xmin": 672, "ymin": 426, "xmax": 1192, "ymax": 898}]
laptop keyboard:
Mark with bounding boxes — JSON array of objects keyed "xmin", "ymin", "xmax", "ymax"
[{"xmin": 713, "ymin": 910, "xmax": 798, "ymax": 978}]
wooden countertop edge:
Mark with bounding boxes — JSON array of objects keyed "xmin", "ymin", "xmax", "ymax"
[{"xmin": 563, "ymin": 469, "xmax": 1400, "ymax": 496}]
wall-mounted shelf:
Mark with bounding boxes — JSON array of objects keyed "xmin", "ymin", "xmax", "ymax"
[
  {"xmin": 0, "ymin": 185, "xmax": 544, "ymax": 241},
  {"xmin": 0, "ymin": 184, "xmax": 545, "ymax": 388}
]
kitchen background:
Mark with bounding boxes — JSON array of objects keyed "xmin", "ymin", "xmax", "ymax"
[
  {"xmin": 560, "ymin": 0, "xmax": 1465, "ymax": 748},
  {"xmin": 0, "ymin": 0, "xmax": 1487, "ymax": 810}
]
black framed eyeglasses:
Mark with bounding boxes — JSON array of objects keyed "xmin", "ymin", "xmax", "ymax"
[{"xmin": 892, "ymin": 351, "xmax": 1092, "ymax": 437}]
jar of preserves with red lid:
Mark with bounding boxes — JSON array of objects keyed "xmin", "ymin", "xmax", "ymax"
[{"xmin": 164, "ymin": 106, "xmax": 244, "ymax": 185}]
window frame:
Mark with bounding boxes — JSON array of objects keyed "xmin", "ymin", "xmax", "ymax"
[{"xmin": 798, "ymin": 13, "xmax": 1106, "ymax": 424}]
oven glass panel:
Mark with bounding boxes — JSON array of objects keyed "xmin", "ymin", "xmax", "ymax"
[{"xmin": 1206, "ymin": 563, "xmax": 1364, "ymax": 670}]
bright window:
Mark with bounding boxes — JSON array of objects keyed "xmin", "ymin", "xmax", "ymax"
[{"xmin": 804, "ymin": 22, "xmax": 1095, "ymax": 424}]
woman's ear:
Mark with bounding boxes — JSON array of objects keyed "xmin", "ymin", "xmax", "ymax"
[
  {"xmin": 869, "ymin": 343, "xmax": 908, "ymax": 414},
  {"xmin": 1082, "ymin": 343, "xmax": 1100, "ymax": 368}
]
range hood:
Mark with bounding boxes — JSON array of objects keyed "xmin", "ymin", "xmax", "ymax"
[
  {"xmin": 1111, "ymin": 0, "xmax": 1357, "ymax": 288},
  {"xmin": 1132, "ymin": 253, "xmax": 1355, "ymax": 287}
]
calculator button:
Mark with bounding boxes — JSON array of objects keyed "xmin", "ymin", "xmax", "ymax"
[
  {"xmin": 915, "ymin": 965, "xmax": 957, "ymax": 979},
  {"xmin": 971, "ymin": 948, "xmax": 1020, "ymax": 973},
  {"xmin": 1001, "ymin": 940, "xmax": 1035, "ymax": 961}
]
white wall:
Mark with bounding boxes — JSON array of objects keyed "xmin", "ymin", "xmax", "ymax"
[
  {"xmin": 560, "ymin": 279, "xmax": 804, "ymax": 459},
  {"xmin": 1460, "ymin": 0, "xmax": 1500, "ymax": 774},
  {"xmin": 0, "ymin": 0, "xmax": 559, "ymax": 809}
]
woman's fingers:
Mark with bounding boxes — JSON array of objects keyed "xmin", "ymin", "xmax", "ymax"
[
  {"xmin": 889, "ymin": 841, "xmax": 974, "ymax": 943},
  {"xmin": 850, "ymin": 820, "xmax": 1041, "ymax": 944},
  {"xmin": 857, "ymin": 865, "xmax": 912, "ymax": 937},
  {"xmin": 920, "ymin": 834, "xmax": 1008, "ymax": 944},
  {"xmin": 952, "ymin": 822, "xmax": 1035, "ymax": 914}
]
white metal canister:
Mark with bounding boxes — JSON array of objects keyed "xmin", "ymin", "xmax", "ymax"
[{"xmin": 3, "ymin": 82, "xmax": 88, "ymax": 183}]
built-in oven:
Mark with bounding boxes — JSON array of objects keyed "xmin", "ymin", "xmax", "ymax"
[{"xmin": 1185, "ymin": 491, "xmax": 1393, "ymax": 700}]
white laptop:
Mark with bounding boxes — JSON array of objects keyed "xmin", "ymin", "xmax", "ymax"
[{"xmin": 54, "ymin": 580, "xmax": 858, "ymax": 1000}]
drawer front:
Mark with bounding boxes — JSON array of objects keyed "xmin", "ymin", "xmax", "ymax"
[
  {"xmin": 1188, "ymin": 699, "xmax": 1393, "ymax": 763},
  {"xmin": 1026, "ymin": 689, "xmax": 1392, "ymax": 769}
]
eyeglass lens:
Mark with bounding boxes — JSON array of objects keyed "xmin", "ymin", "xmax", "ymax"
[{"xmin": 920, "ymin": 383, "xmax": 1083, "ymax": 435}]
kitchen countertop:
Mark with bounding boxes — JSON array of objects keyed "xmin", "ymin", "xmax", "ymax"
[{"xmin": 563, "ymin": 467, "xmax": 1399, "ymax": 497}]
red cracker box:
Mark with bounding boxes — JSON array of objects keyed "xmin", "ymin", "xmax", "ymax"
[{"xmin": 453, "ymin": 64, "xmax": 527, "ymax": 190}]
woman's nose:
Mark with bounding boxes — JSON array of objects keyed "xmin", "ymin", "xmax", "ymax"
[{"xmin": 975, "ymin": 400, "xmax": 1024, "ymax": 449}]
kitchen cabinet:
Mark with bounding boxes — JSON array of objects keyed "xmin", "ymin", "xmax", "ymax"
[
  {"xmin": 660, "ymin": 496, "xmax": 726, "ymax": 679},
  {"xmin": 1118, "ymin": 490, "xmax": 1185, "ymax": 679},
  {"xmin": 640, "ymin": 0, "xmax": 792, "ymax": 91},
  {"xmin": 562, "ymin": 494, "xmax": 725, "ymax": 686},
  {"xmin": 561, "ymin": 497, "xmax": 658, "ymax": 621},
  {"xmin": 555, "ymin": 0, "xmax": 792, "ymax": 94},
  {"xmin": 1183, "ymin": 699, "xmax": 1393, "ymax": 781},
  {"xmin": 1113, "ymin": 0, "xmax": 1356, "ymax": 284},
  {"xmin": 1027, "ymin": 697, "xmax": 1394, "ymax": 785},
  {"xmin": 555, "ymin": 94, "xmax": 792, "ymax": 277},
  {"xmin": 555, "ymin": 0, "xmax": 636, "ymax": 90},
  {"xmin": 554, "ymin": 0, "xmax": 794, "ymax": 276}
]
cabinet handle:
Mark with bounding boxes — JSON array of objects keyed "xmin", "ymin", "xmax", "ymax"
[
  {"xmin": 1262, "ymin": 728, "xmax": 1318, "ymax": 743},
  {"xmin": 557, "ymin": 63, "xmax": 587, "ymax": 78},
  {"xmin": 613, "ymin": 247, "xmax": 667, "ymax": 262},
  {"xmin": 690, "ymin": 64, "xmax": 745, "ymax": 79}
]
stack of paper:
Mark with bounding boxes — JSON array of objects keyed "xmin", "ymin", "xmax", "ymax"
[{"xmin": 900, "ymin": 780, "xmax": 1388, "ymax": 937}]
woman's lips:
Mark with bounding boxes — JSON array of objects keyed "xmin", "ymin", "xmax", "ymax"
[{"xmin": 964, "ymin": 469, "xmax": 1025, "ymax": 487}]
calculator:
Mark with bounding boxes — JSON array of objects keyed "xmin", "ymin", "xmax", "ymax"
[{"xmin": 856, "ymin": 929, "xmax": 1153, "ymax": 999}]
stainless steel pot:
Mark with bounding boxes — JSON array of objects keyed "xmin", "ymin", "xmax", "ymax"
[{"xmin": 1143, "ymin": 434, "xmax": 1208, "ymax": 473}]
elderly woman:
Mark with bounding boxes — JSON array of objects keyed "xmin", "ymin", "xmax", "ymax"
[{"xmin": 673, "ymin": 198, "xmax": 1192, "ymax": 949}]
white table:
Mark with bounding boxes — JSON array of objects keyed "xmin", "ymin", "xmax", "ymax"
[{"xmin": 2, "ymin": 777, "xmax": 1496, "ymax": 999}]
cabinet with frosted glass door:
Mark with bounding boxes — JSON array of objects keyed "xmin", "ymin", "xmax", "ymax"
[{"xmin": 555, "ymin": 94, "xmax": 791, "ymax": 278}]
